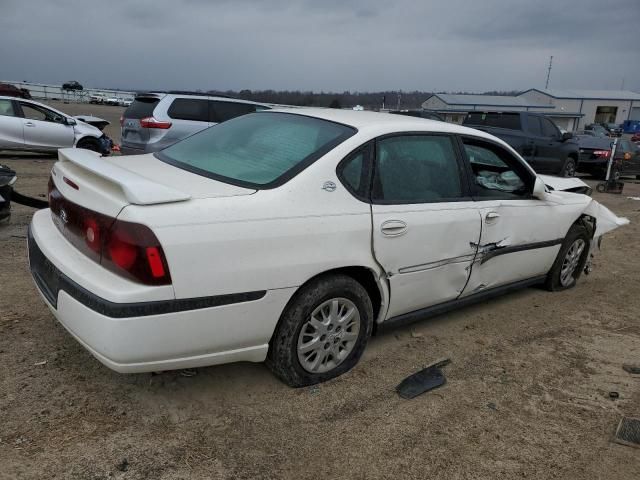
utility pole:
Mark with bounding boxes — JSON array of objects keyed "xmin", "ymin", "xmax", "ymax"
[
  {"xmin": 545, "ymin": 55, "xmax": 553, "ymax": 89},
  {"xmin": 397, "ymin": 91, "xmax": 401, "ymax": 111}
]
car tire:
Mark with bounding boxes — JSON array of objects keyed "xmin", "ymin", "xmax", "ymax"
[
  {"xmin": 267, "ymin": 274, "xmax": 373, "ymax": 387},
  {"xmin": 545, "ymin": 223, "xmax": 591, "ymax": 292},
  {"xmin": 561, "ymin": 157, "xmax": 577, "ymax": 177},
  {"xmin": 76, "ymin": 137, "xmax": 100, "ymax": 153}
]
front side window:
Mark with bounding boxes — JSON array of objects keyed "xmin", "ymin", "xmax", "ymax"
[
  {"xmin": 373, "ymin": 135, "xmax": 463, "ymax": 203},
  {"xmin": 157, "ymin": 112, "xmax": 356, "ymax": 188},
  {"xmin": 20, "ymin": 103, "xmax": 65, "ymax": 123},
  {"xmin": 463, "ymin": 139, "xmax": 531, "ymax": 199},
  {"xmin": 0, "ymin": 99, "xmax": 16, "ymax": 117},
  {"xmin": 541, "ymin": 118, "xmax": 559, "ymax": 138}
]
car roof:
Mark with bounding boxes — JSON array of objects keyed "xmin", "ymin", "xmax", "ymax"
[
  {"xmin": 267, "ymin": 107, "xmax": 502, "ymax": 140},
  {"xmin": 0, "ymin": 95, "xmax": 69, "ymax": 117}
]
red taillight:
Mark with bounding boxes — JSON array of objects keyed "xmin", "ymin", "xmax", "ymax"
[
  {"xmin": 593, "ymin": 150, "xmax": 611, "ymax": 158},
  {"xmin": 48, "ymin": 177, "xmax": 171, "ymax": 286},
  {"xmin": 102, "ymin": 219, "xmax": 171, "ymax": 285},
  {"xmin": 140, "ymin": 117, "xmax": 172, "ymax": 129}
]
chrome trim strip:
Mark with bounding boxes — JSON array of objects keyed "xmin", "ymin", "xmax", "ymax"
[{"xmin": 399, "ymin": 253, "xmax": 476, "ymax": 274}]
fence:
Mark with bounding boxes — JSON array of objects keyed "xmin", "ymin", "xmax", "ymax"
[{"xmin": 3, "ymin": 80, "xmax": 136, "ymax": 103}]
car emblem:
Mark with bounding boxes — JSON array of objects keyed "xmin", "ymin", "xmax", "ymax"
[
  {"xmin": 322, "ymin": 181, "xmax": 337, "ymax": 192},
  {"xmin": 59, "ymin": 208, "xmax": 68, "ymax": 225}
]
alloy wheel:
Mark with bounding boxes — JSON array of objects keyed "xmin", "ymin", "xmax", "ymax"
[
  {"xmin": 297, "ymin": 298, "xmax": 361, "ymax": 374},
  {"xmin": 560, "ymin": 239, "xmax": 586, "ymax": 287}
]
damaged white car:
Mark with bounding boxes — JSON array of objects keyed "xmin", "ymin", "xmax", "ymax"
[{"xmin": 28, "ymin": 109, "xmax": 628, "ymax": 386}]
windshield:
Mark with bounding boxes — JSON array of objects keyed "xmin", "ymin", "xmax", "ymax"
[{"xmin": 156, "ymin": 112, "xmax": 356, "ymax": 188}]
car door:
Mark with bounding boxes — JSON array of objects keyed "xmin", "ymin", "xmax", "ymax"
[
  {"xmin": 537, "ymin": 117, "xmax": 565, "ymax": 173},
  {"xmin": 0, "ymin": 99, "xmax": 25, "ymax": 149},
  {"xmin": 17, "ymin": 102, "xmax": 74, "ymax": 150},
  {"xmin": 370, "ymin": 133, "xmax": 481, "ymax": 319},
  {"xmin": 524, "ymin": 115, "xmax": 544, "ymax": 171},
  {"xmin": 459, "ymin": 137, "xmax": 567, "ymax": 295}
]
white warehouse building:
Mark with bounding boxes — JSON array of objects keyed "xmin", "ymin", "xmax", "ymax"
[{"xmin": 422, "ymin": 89, "xmax": 640, "ymax": 132}]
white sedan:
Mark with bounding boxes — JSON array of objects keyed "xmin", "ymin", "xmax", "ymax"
[
  {"xmin": 28, "ymin": 109, "xmax": 627, "ymax": 386},
  {"xmin": 0, "ymin": 96, "xmax": 111, "ymax": 154}
]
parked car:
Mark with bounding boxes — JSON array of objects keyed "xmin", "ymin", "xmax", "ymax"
[
  {"xmin": 0, "ymin": 96, "xmax": 112, "ymax": 154},
  {"xmin": 120, "ymin": 92, "xmax": 270, "ymax": 155},
  {"xmin": 120, "ymin": 97, "xmax": 134, "ymax": 107},
  {"xmin": 462, "ymin": 111, "xmax": 579, "ymax": 176},
  {"xmin": 89, "ymin": 93, "xmax": 107, "ymax": 104},
  {"xmin": 62, "ymin": 81, "xmax": 83, "ymax": 91},
  {"xmin": 0, "ymin": 83, "xmax": 31, "ymax": 99},
  {"xmin": 28, "ymin": 109, "xmax": 627, "ymax": 386},
  {"xmin": 584, "ymin": 124, "xmax": 610, "ymax": 137},
  {"xmin": 577, "ymin": 137, "xmax": 640, "ymax": 179},
  {"xmin": 574, "ymin": 129, "xmax": 608, "ymax": 138},
  {"xmin": 389, "ymin": 110, "xmax": 444, "ymax": 121},
  {"xmin": 601, "ymin": 122, "xmax": 623, "ymax": 137},
  {"xmin": 105, "ymin": 96, "xmax": 121, "ymax": 106}
]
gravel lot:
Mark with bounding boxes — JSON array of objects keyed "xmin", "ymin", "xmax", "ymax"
[{"xmin": 1, "ymin": 104, "xmax": 639, "ymax": 479}]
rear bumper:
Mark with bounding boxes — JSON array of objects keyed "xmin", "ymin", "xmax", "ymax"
[{"xmin": 28, "ymin": 212, "xmax": 296, "ymax": 373}]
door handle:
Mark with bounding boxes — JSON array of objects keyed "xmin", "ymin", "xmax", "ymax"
[
  {"xmin": 25, "ymin": 122, "xmax": 35, "ymax": 127},
  {"xmin": 485, "ymin": 212, "xmax": 500, "ymax": 223},
  {"xmin": 381, "ymin": 220, "xmax": 407, "ymax": 237}
]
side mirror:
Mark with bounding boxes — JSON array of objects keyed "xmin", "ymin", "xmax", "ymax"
[
  {"xmin": 532, "ymin": 177, "xmax": 547, "ymax": 199},
  {"xmin": 562, "ymin": 132, "xmax": 573, "ymax": 141},
  {"xmin": 65, "ymin": 117, "xmax": 77, "ymax": 126}
]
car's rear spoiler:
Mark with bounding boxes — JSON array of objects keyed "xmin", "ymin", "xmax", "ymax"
[{"xmin": 58, "ymin": 148, "xmax": 191, "ymax": 205}]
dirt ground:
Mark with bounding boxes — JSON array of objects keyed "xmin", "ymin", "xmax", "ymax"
[{"xmin": 1, "ymin": 108, "xmax": 640, "ymax": 479}]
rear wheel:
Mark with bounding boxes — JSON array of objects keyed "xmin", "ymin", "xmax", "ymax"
[
  {"xmin": 545, "ymin": 224, "xmax": 590, "ymax": 291},
  {"xmin": 76, "ymin": 137, "xmax": 100, "ymax": 153},
  {"xmin": 267, "ymin": 274, "xmax": 373, "ymax": 387}
]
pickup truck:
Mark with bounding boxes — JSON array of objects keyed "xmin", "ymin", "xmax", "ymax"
[{"xmin": 463, "ymin": 111, "xmax": 579, "ymax": 177}]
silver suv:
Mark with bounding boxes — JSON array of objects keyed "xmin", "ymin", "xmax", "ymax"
[{"xmin": 120, "ymin": 92, "xmax": 269, "ymax": 155}]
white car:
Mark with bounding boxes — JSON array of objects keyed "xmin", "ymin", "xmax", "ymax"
[
  {"xmin": 89, "ymin": 93, "xmax": 107, "ymax": 104},
  {"xmin": 28, "ymin": 109, "xmax": 627, "ymax": 386},
  {"xmin": 0, "ymin": 96, "xmax": 112, "ymax": 154}
]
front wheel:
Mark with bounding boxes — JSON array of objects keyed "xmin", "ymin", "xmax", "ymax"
[
  {"xmin": 76, "ymin": 137, "xmax": 101, "ymax": 153},
  {"xmin": 267, "ymin": 274, "xmax": 373, "ymax": 387},
  {"xmin": 562, "ymin": 157, "xmax": 577, "ymax": 177},
  {"xmin": 545, "ymin": 224, "xmax": 590, "ymax": 291}
]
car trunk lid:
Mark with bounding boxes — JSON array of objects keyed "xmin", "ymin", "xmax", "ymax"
[{"xmin": 53, "ymin": 148, "xmax": 254, "ymax": 216}]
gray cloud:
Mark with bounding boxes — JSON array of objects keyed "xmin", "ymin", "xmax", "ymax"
[{"xmin": 2, "ymin": 0, "xmax": 639, "ymax": 92}]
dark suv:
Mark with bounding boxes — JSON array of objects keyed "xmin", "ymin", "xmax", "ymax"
[
  {"xmin": 120, "ymin": 92, "xmax": 270, "ymax": 155},
  {"xmin": 463, "ymin": 111, "xmax": 579, "ymax": 176}
]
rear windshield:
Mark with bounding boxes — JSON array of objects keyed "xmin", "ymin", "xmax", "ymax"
[
  {"xmin": 156, "ymin": 112, "xmax": 356, "ymax": 188},
  {"xmin": 463, "ymin": 112, "xmax": 521, "ymax": 130},
  {"xmin": 124, "ymin": 97, "xmax": 160, "ymax": 119}
]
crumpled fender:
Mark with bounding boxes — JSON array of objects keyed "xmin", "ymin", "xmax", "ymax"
[{"xmin": 583, "ymin": 200, "xmax": 629, "ymax": 237}]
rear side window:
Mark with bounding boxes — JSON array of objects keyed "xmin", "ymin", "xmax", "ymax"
[
  {"xmin": 124, "ymin": 97, "xmax": 160, "ymax": 119},
  {"xmin": 464, "ymin": 112, "xmax": 521, "ymax": 130},
  {"xmin": 167, "ymin": 98, "xmax": 209, "ymax": 122},
  {"xmin": 373, "ymin": 135, "xmax": 463, "ymax": 204},
  {"xmin": 210, "ymin": 101, "xmax": 257, "ymax": 123},
  {"xmin": 338, "ymin": 146, "xmax": 371, "ymax": 201},
  {"xmin": 0, "ymin": 99, "xmax": 16, "ymax": 117}
]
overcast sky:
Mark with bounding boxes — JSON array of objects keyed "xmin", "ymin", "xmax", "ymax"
[{"xmin": 2, "ymin": 0, "xmax": 639, "ymax": 92}]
